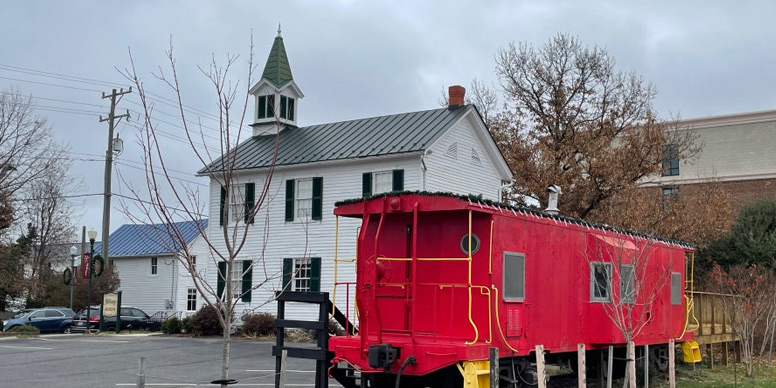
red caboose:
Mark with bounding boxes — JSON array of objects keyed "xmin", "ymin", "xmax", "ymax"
[{"xmin": 329, "ymin": 193, "xmax": 694, "ymax": 388}]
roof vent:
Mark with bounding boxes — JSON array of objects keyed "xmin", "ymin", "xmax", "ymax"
[{"xmin": 545, "ymin": 185, "xmax": 562, "ymax": 215}]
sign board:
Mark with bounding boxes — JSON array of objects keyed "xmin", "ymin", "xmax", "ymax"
[
  {"xmin": 81, "ymin": 253, "xmax": 91, "ymax": 279},
  {"xmin": 103, "ymin": 293, "xmax": 119, "ymax": 318}
]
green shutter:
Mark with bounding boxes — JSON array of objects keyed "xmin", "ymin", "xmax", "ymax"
[
  {"xmin": 312, "ymin": 177, "xmax": 323, "ymax": 221},
  {"xmin": 219, "ymin": 186, "xmax": 227, "ymax": 226},
  {"xmin": 242, "ymin": 260, "xmax": 252, "ymax": 302},
  {"xmin": 362, "ymin": 173, "xmax": 372, "ymax": 197},
  {"xmin": 217, "ymin": 261, "xmax": 226, "ymax": 300},
  {"xmin": 310, "ymin": 257, "xmax": 321, "ymax": 292},
  {"xmin": 282, "ymin": 258, "xmax": 293, "ymax": 291},
  {"xmin": 285, "ymin": 180, "xmax": 294, "ymax": 222},
  {"xmin": 244, "ymin": 183, "xmax": 255, "ymax": 224},
  {"xmin": 392, "ymin": 169, "xmax": 404, "ymax": 191}
]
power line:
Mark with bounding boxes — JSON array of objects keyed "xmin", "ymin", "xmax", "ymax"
[
  {"xmin": 112, "ymin": 193, "xmax": 207, "ymax": 218},
  {"xmin": 114, "ymin": 160, "xmax": 208, "ymax": 187}
]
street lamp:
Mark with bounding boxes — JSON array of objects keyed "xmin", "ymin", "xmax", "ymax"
[
  {"xmin": 69, "ymin": 246, "xmax": 78, "ymax": 311},
  {"xmin": 86, "ymin": 228, "xmax": 98, "ymax": 334}
]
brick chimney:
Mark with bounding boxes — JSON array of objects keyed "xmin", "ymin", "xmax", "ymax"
[{"xmin": 448, "ymin": 85, "xmax": 465, "ymax": 108}]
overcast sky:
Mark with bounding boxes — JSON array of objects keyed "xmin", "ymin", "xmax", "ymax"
[{"xmin": 1, "ymin": 1, "xmax": 774, "ymax": 240}]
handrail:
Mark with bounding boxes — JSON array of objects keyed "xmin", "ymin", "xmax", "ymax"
[
  {"xmin": 465, "ymin": 210, "xmax": 480, "ymax": 345},
  {"xmin": 491, "ymin": 285, "xmax": 519, "ymax": 353}
]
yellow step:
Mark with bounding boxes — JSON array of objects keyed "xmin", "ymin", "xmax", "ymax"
[{"xmin": 681, "ymin": 340, "xmax": 702, "ymax": 363}]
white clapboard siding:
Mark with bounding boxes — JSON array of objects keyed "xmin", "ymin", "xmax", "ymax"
[
  {"xmin": 114, "ymin": 254, "xmax": 177, "ymax": 315},
  {"xmin": 174, "ymin": 236, "xmax": 211, "ymax": 316},
  {"xmin": 425, "ymin": 114, "xmax": 503, "ymax": 200},
  {"xmin": 201, "ymin": 110, "xmax": 508, "ymax": 320}
]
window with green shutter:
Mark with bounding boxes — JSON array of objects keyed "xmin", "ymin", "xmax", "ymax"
[
  {"xmin": 281, "ymin": 257, "xmax": 322, "ymax": 292},
  {"xmin": 280, "ymin": 95, "xmax": 287, "ymax": 119}
]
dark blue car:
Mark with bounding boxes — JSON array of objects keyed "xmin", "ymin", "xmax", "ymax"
[{"xmin": 2, "ymin": 307, "xmax": 76, "ymax": 334}]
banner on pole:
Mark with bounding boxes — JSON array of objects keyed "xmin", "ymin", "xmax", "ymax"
[{"xmin": 81, "ymin": 253, "xmax": 91, "ymax": 279}]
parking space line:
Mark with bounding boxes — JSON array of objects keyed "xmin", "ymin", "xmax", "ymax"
[
  {"xmin": 116, "ymin": 384, "xmax": 313, "ymax": 387},
  {"xmin": 0, "ymin": 345, "xmax": 53, "ymax": 350},
  {"xmin": 38, "ymin": 338, "xmax": 129, "ymax": 343},
  {"xmin": 245, "ymin": 369, "xmax": 315, "ymax": 373}
]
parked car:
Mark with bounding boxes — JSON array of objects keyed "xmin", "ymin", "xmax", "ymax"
[
  {"xmin": 71, "ymin": 306, "xmax": 161, "ymax": 333},
  {"xmin": 2, "ymin": 307, "xmax": 76, "ymax": 334}
]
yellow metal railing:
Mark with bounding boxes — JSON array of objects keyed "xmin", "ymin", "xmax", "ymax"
[
  {"xmin": 344, "ymin": 207, "xmax": 494, "ymax": 345},
  {"xmin": 678, "ymin": 251, "xmax": 700, "ymax": 339}
]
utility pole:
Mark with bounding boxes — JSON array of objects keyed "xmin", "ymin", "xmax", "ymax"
[{"xmin": 99, "ymin": 88, "xmax": 131, "ymax": 261}]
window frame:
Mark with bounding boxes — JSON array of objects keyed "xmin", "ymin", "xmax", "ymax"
[
  {"xmin": 293, "ymin": 257, "xmax": 312, "ymax": 292},
  {"xmin": 662, "ymin": 144, "xmax": 679, "ymax": 176},
  {"xmin": 187, "ymin": 288, "xmax": 197, "ymax": 311},
  {"xmin": 229, "ymin": 184, "xmax": 246, "ymax": 223},
  {"xmin": 671, "ymin": 272, "xmax": 682, "ymax": 305},
  {"xmin": 590, "ymin": 262, "xmax": 612, "ymax": 303},
  {"xmin": 295, "ymin": 178, "xmax": 313, "ymax": 218},
  {"xmin": 373, "ymin": 171, "xmax": 393, "ymax": 194},
  {"xmin": 151, "ymin": 257, "xmax": 158, "ymax": 275},
  {"xmin": 620, "ymin": 264, "xmax": 635, "ymax": 304},
  {"xmin": 230, "ymin": 262, "xmax": 243, "ymax": 299},
  {"xmin": 503, "ymin": 252, "xmax": 526, "ymax": 302}
]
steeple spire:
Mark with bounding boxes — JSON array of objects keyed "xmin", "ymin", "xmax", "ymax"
[
  {"xmin": 261, "ymin": 24, "xmax": 293, "ymax": 87},
  {"xmin": 250, "ymin": 27, "xmax": 304, "ymax": 136}
]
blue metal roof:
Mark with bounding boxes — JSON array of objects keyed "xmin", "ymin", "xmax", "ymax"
[{"xmin": 94, "ymin": 220, "xmax": 208, "ymax": 258}]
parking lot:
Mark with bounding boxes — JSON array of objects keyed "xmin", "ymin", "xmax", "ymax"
[{"xmin": 0, "ymin": 334, "xmax": 325, "ymax": 387}]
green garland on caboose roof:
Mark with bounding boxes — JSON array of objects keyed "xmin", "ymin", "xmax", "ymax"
[{"xmin": 335, "ymin": 191, "xmax": 693, "ymax": 249}]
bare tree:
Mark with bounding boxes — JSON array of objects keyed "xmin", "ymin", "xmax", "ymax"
[
  {"xmin": 589, "ymin": 234, "xmax": 676, "ymax": 388},
  {"xmin": 708, "ymin": 264, "xmax": 776, "ymax": 377},
  {"xmin": 18, "ymin": 157, "xmax": 79, "ymax": 301},
  {"xmin": 0, "ymin": 89, "xmax": 66, "ymax": 231},
  {"xmin": 118, "ymin": 38, "xmax": 286, "ymax": 387}
]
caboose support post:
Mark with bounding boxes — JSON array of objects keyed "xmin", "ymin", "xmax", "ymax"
[
  {"xmin": 489, "ymin": 348, "xmax": 499, "ymax": 388},
  {"xmin": 644, "ymin": 345, "xmax": 649, "ymax": 388},
  {"xmin": 607, "ymin": 346, "xmax": 613, "ymax": 388},
  {"xmin": 536, "ymin": 345, "xmax": 547, "ymax": 388},
  {"xmin": 669, "ymin": 339, "xmax": 676, "ymax": 388},
  {"xmin": 577, "ymin": 344, "xmax": 586, "ymax": 388}
]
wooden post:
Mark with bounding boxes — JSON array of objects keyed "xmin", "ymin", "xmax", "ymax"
[
  {"xmin": 490, "ymin": 347, "xmax": 499, "ymax": 388},
  {"xmin": 137, "ymin": 357, "xmax": 146, "ymax": 388},
  {"xmin": 607, "ymin": 346, "xmax": 613, "ymax": 388},
  {"xmin": 279, "ymin": 349, "xmax": 288, "ymax": 388},
  {"xmin": 644, "ymin": 345, "xmax": 649, "ymax": 388},
  {"xmin": 598, "ymin": 350, "xmax": 604, "ymax": 388},
  {"xmin": 627, "ymin": 342, "xmax": 636, "ymax": 388},
  {"xmin": 536, "ymin": 345, "xmax": 547, "ymax": 388},
  {"xmin": 577, "ymin": 344, "xmax": 586, "ymax": 388},
  {"xmin": 669, "ymin": 339, "xmax": 676, "ymax": 388},
  {"xmin": 723, "ymin": 342, "xmax": 730, "ymax": 366},
  {"xmin": 708, "ymin": 343, "xmax": 714, "ymax": 369}
]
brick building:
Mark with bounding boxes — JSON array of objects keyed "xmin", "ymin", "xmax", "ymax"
[{"xmin": 645, "ymin": 109, "xmax": 776, "ymax": 209}]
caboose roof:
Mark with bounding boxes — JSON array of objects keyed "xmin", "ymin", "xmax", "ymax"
[{"xmin": 334, "ymin": 191, "xmax": 693, "ymax": 249}]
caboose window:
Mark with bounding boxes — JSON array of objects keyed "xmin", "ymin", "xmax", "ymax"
[
  {"xmin": 503, "ymin": 252, "xmax": 525, "ymax": 301},
  {"xmin": 460, "ymin": 234, "xmax": 480, "ymax": 255},
  {"xmin": 590, "ymin": 262, "xmax": 612, "ymax": 302},
  {"xmin": 671, "ymin": 272, "xmax": 682, "ymax": 305},
  {"xmin": 620, "ymin": 264, "xmax": 635, "ymax": 304}
]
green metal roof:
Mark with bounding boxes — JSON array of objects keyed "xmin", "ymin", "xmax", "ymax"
[{"xmin": 261, "ymin": 33, "xmax": 294, "ymax": 87}]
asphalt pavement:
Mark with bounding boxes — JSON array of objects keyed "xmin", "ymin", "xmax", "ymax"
[{"xmin": 0, "ymin": 333, "xmax": 326, "ymax": 387}]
